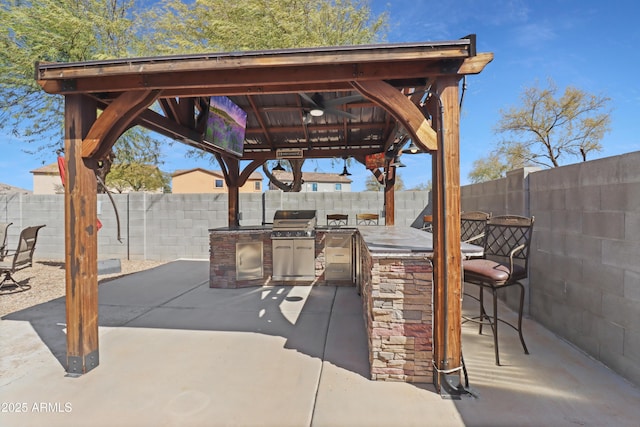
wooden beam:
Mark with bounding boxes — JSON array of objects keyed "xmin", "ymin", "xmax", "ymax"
[
  {"xmin": 37, "ymin": 44, "xmax": 471, "ymax": 81},
  {"xmin": 429, "ymin": 77, "xmax": 463, "ymax": 395},
  {"xmin": 240, "ymin": 146, "xmax": 383, "ymax": 161},
  {"xmin": 159, "ymin": 98, "xmax": 180, "ymax": 123},
  {"xmin": 82, "ymin": 90, "xmax": 161, "ymax": 159},
  {"xmin": 245, "ymin": 121, "xmax": 385, "ymax": 135},
  {"xmin": 351, "ymin": 80, "xmax": 437, "ymax": 152},
  {"xmin": 131, "ymin": 108, "xmax": 206, "ymax": 147},
  {"xmin": 40, "ymin": 60, "xmax": 469, "ymax": 96},
  {"xmin": 458, "ymin": 52, "xmax": 494, "ymax": 75},
  {"xmin": 161, "ymin": 82, "xmax": 355, "ymax": 97},
  {"xmin": 215, "ymin": 155, "xmax": 241, "ymax": 227},
  {"xmin": 177, "ymin": 97, "xmax": 196, "ymax": 128},
  {"xmin": 238, "ymin": 160, "xmax": 265, "ymax": 187},
  {"xmin": 384, "ymin": 165, "xmax": 395, "ymax": 225},
  {"xmin": 246, "ymin": 95, "xmax": 274, "ymax": 149},
  {"xmin": 64, "ymin": 95, "xmax": 99, "ymax": 375}
]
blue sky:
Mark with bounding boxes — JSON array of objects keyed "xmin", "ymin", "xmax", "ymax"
[{"xmin": 1, "ymin": 0, "xmax": 638, "ymax": 191}]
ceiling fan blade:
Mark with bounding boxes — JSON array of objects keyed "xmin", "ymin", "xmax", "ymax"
[
  {"xmin": 299, "ymin": 92, "xmax": 320, "ymax": 108},
  {"xmin": 324, "ymin": 108, "xmax": 358, "ymax": 120},
  {"xmin": 324, "ymin": 94, "xmax": 364, "ymax": 108}
]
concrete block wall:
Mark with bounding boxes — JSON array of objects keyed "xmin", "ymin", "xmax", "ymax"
[
  {"xmin": 460, "ymin": 152, "xmax": 640, "ymax": 387},
  {"xmin": 0, "ymin": 193, "xmax": 64, "ymax": 260},
  {"xmin": 251, "ymin": 190, "xmax": 430, "ymax": 227},
  {"xmin": 460, "ymin": 167, "xmax": 539, "ymax": 216},
  {"xmin": 528, "ymin": 152, "xmax": 640, "ymax": 386},
  {"xmin": 0, "ymin": 190, "xmax": 431, "ymax": 261}
]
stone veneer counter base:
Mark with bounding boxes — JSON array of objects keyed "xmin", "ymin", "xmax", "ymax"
[{"xmin": 357, "ymin": 226, "xmax": 435, "ymax": 383}]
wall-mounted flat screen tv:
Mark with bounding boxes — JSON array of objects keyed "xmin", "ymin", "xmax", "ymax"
[{"xmin": 203, "ymin": 96, "xmax": 247, "ymax": 157}]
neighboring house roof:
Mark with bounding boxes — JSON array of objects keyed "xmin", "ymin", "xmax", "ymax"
[
  {"xmin": 271, "ymin": 171, "xmax": 352, "ymax": 183},
  {"xmin": 0, "ymin": 183, "xmax": 31, "ymax": 194},
  {"xmin": 172, "ymin": 168, "xmax": 262, "ymax": 181},
  {"xmin": 30, "ymin": 163, "xmax": 60, "ymax": 174}
]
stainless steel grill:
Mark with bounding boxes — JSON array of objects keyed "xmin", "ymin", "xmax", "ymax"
[
  {"xmin": 271, "ymin": 210, "xmax": 317, "ymax": 239},
  {"xmin": 271, "ymin": 210, "xmax": 317, "ymax": 280}
]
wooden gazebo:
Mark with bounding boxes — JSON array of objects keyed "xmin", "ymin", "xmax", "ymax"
[{"xmin": 35, "ymin": 37, "xmax": 492, "ymax": 393}]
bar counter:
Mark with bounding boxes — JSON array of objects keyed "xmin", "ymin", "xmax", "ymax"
[{"xmin": 208, "ymin": 225, "xmax": 455, "ymax": 384}]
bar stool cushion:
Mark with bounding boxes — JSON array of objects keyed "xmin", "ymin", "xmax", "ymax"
[{"xmin": 463, "ymin": 259, "xmax": 526, "ymax": 286}]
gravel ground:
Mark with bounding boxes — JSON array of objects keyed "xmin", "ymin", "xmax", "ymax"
[{"xmin": 0, "ymin": 259, "xmax": 167, "ymax": 318}]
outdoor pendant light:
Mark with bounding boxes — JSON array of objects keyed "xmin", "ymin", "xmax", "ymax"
[
  {"xmin": 390, "ymin": 155, "xmax": 405, "ymax": 168},
  {"xmin": 339, "ymin": 158, "xmax": 351, "ymax": 176},
  {"xmin": 272, "ymin": 161, "xmax": 285, "ymax": 171},
  {"xmin": 403, "ymin": 140, "xmax": 422, "ymax": 154}
]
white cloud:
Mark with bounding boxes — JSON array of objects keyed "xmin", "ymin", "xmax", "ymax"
[{"xmin": 511, "ymin": 21, "xmax": 557, "ymax": 49}]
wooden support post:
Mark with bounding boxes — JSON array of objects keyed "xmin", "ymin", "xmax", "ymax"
[
  {"xmin": 226, "ymin": 158, "xmax": 240, "ymax": 227},
  {"xmin": 64, "ymin": 94, "xmax": 99, "ymax": 375},
  {"xmin": 430, "ymin": 77, "xmax": 463, "ymax": 396},
  {"xmin": 384, "ymin": 165, "xmax": 395, "ymax": 225}
]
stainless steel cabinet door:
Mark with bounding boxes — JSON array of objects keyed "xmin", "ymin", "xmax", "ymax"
[
  {"xmin": 294, "ymin": 239, "xmax": 316, "ymax": 279},
  {"xmin": 272, "ymin": 240, "xmax": 294, "ymax": 279},
  {"xmin": 236, "ymin": 242, "xmax": 263, "ymax": 280}
]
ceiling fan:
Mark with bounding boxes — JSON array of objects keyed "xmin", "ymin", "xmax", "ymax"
[{"xmin": 299, "ymin": 92, "xmax": 362, "ymax": 120}]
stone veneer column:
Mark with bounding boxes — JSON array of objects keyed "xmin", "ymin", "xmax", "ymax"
[{"xmin": 360, "ymin": 247, "xmax": 434, "ymax": 383}]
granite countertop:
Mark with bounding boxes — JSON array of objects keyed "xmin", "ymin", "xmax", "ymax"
[
  {"xmin": 315, "ymin": 226, "xmax": 357, "ymax": 232},
  {"xmin": 210, "ymin": 225, "xmax": 358, "ymax": 232},
  {"xmin": 357, "ymin": 226, "xmax": 483, "ymax": 257},
  {"xmin": 208, "ymin": 225, "xmax": 482, "ymax": 257},
  {"xmin": 209, "ymin": 225, "xmax": 272, "ymax": 232}
]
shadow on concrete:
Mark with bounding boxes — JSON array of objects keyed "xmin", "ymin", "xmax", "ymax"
[
  {"xmin": 3, "ymin": 260, "xmax": 371, "ymax": 380},
  {"xmin": 4, "ymin": 262, "xmax": 640, "ymax": 426},
  {"xmin": 451, "ymin": 286, "xmax": 640, "ymax": 427}
]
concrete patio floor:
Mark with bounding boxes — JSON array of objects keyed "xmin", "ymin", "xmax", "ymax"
[{"xmin": 1, "ymin": 259, "xmax": 639, "ymax": 427}]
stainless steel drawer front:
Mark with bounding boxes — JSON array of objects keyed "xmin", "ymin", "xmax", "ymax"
[{"xmin": 325, "ymin": 233, "xmax": 353, "ymax": 281}]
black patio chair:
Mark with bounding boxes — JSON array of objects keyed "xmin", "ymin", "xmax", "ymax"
[
  {"xmin": 0, "ymin": 225, "xmax": 46, "ymax": 291},
  {"xmin": 0, "ymin": 222, "xmax": 12, "ymax": 261},
  {"xmin": 463, "ymin": 215, "xmax": 534, "ymax": 365}
]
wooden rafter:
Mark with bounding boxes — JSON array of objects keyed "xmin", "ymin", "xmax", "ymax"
[
  {"xmin": 82, "ymin": 90, "xmax": 161, "ymax": 159},
  {"xmin": 352, "ymin": 80, "xmax": 437, "ymax": 152},
  {"xmin": 246, "ymin": 95, "xmax": 273, "ymax": 149},
  {"xmin": 159, "ymin": 98, "xmax": 180, "ymax": 123},
  {"xmin": 39, "ymin": 59, "xmax": 485, "ymax": 96}
]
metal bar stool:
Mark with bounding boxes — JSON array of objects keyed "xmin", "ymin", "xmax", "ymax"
[
  {"xmin": 327, "ymin": 214, "xmax": 348, "ymax": 226},
  {"xmin": 462, "ymin": 215, "xmax": 535, "ymax": 365},
  {"xmin": 356, "ymin": 213, "xmax": 379, "ymax": 225}
]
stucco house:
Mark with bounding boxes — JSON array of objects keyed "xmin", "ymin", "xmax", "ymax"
[
  {"xmin": 268, "ymin": 171, "xmax": 352, "ymax": 192},
  {"xmin": 172, "ymin": 168, "xmax": 263, "ymax": 194},
  {"xmin": 30, "ymin": 163, "xmax": 63, "ymax": 194},
  {"xmin": 0, "ymin": 182, "xmax": 31, "ymax": 194}
]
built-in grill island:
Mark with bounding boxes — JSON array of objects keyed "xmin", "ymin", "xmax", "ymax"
[
  {"xmin": 208, "ymin": 220, "xmax": 435, "ymax": 384},
  {"xmin": 271, "ymin": 210, "xmax": 317, "ymax": 281}
]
